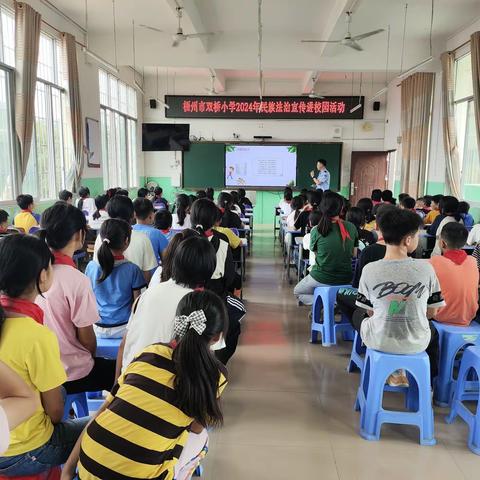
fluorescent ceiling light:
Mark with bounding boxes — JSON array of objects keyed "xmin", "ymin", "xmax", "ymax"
[
  {"xmin": 82, "ymin": 47, "xmax": 119, "ymax": 74},
  {"xmin": 350, "ymin": 103, "xmax": 362, "ymax": 113},
  {"xmin": 368, "ymin": 87, "xmax": 388, "ymax": 102},
  {"xmin": 398, "ymin": 56, "xmax": 433, "ymax": 80}
]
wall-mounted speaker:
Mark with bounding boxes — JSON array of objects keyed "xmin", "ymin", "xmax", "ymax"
[
  {"xmin": 373, "ymin": 101, "xmax": 381, "ymax": 111},
  {"xmin": 149, "ymin": 99, "xmax": 157, "ymax": 109}
]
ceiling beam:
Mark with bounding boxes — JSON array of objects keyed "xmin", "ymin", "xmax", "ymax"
[
  {"xmin": 165, "ymin": 0, "xmax": 211, "ymax": 52},
  {"xmin": 313, "ymin": 0, "xmax": 350, "ymax": 57},
  {"xmin": 210, "ymin": 68, "xmax": 226, "ymax": 92}
]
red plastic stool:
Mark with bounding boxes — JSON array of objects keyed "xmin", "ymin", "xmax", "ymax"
[{"xmin": 0, "ymin": 466, "xmax": 61, "ymax": 480}]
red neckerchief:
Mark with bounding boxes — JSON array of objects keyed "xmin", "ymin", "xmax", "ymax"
[
  {"xmin": 219, "ymin": 207, "xmax": 225, "ymax": 214},
  {"xmin": 161, "ymin": 229, "xmax": 170, "ymax": 234},
  {"xmin": 376, "ymin": 237, "xmax": 384, "ymax": 242},
  {"xmin": 204, "ymin": 229, "xmax": 214, "ymax": 238},
  {"xmin": 372, "ymin": 201, "xmax": 381, "ymax": 206},
  {"xmin": 21, "ymin": 209, "xmax": 32, "ymax": 213},
  {"xmin": 0, "ymin": 295, "xmax": 44, "ymax": 325},
  {"xmin": 443, "ymin": 249, "xmax": 468, "ymax": 265},
  {"xmin": 331, "ymin": 217, "xmax": 351, "ymax": 244},
  {"xmin": 52, "ymin": 250, "xmax": 76, "ymax": 268},
  {"xmin": 113, "ymin": 255, "xmax": 125, "ymax": 260}
]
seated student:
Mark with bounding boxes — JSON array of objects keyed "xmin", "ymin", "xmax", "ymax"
[
  {"xmin": 295, "ymin": 190, "xmax": 322, "ymax": 233},
  {"xmin": 188, "ymin": 194, "xmax": 197, "ymax": 207},
  {"xmin": 371, "ymin": 189, "xmax": 382, "ymax": 206},
  {"xmin": 0, "ymin": 359, "xmax": 39, "ymax": 456},
  {"xmin": 458, "ymin": 201, "xmax": 474, "ymax": 228},
  {"xmin": 467, "ymin": 219, "xmax": 480, "ymax": 245},
  {"xmin": 217, "ymin": 192, "xmax": 244, "ymax": 229},
  {"xmin": 355, "ymin": 208, "xmax": 445, "ymax": 385},
  {"xmin": 154, "ymin": 209, "xmax": 174, "ymax": 241},
  {"xmin": 302, "ymin": 210, "xmax": 322, "ymax": 274},
  {"xmin": 286, "ymin": 195, "xmax": 305, "ymax": 230},
  {"xmin": 213, "ymin": 207, "xmax": 242, "ymax": 250},
  {"xmin": 415, "ymin": 197, "xmax": 429, "ymax": 218},
  {"xmin": 115, "ymin": 188, "xmax": 129, "ymax": 197},
  {"xmin": 191, "ymin": 199, "xmax": 246, "ymax": 364},
  {"xmin": 238, "ymin": 188, "xmax": 253, "ymax": 209},
  {"xmin": 37, "ymin": 203, "xmax": 116, "ymax": 394},
  {"xmin": 153, "ymin": 186, "xmax": 169, "ymax": 210},
  {"xmin": 230, "ymin": 190, "xmax": 244, "ymax": 216},
  {"xmin": 206, "ymin": 186, "xmax": 215, "ymax": 201},
  {"xmin": 424, "ymin": 194, "xmax": 443, "ymax": 225},
  {"xmin": 196, "ymin": 189, "xmax": 207, "ymax": 199},
  {"xmin": 86, "ymin": 219, "xmax": 146, "ymax": 339},
  {"xmin": 293, "ymin": 192, "xmax": 358, "ymax": 306},
  {"xmin": 94, "ymin": 195, "xmax": 158, "ymax": 282},
  {"xmin": 59, "ymin": 189, "xmax": 73, "ymax": 204},
  {"xmin": 120, "ymin": 235, "xmax": 217, "ymax": 370},
  {"xmin": 172, "ymin": 193, "xmax": 192, "ymax": 230},
  {"xmin": 356, "ymin": 198, "xmax": 375, "ymax": 231},
  {"xmin": 76, "ymin": 186, "xmax": 96, "ymax": 219},
  {"xmin": 0, "ymin": 210, "xmax": 12, "ymax": 236},
  {"xmin": 133, "ymin": 198, "xmax": 168, "ymax": 265},
  {"xmin": 14, "ymin": 194, "xmax": 38, "ymax": 234},
  {"xmin": 398, "ymin": 193, "xmax": 410, "ymax": 203},
  {"xmin": 137, "ymin": 187, "xmax": 149, "ymax": 198},
  {"xmin": 429, "ymin": 196, "xmax": 463, "ymax": 255},
  {"xmin": 400, "ymin": 196, "xmax": 424, "ymax": 219},
  {"xmin": 63, "ymin": 290, "xmax": 228, "ymax": 480},
  {"xmin": 88, "ymin": 194, "xmax": 109, "ymax": 231},
  {"xmin": 0, "ymin": 235, "xmax": 88, "ymax": 475},
  {"xmin": 372, "ymin": 189, "xmax": 395, "ymax": 216},
  {"xmin": 429, "ymin": 223, "xmax": 479, "ymax": 326},
  {"xmin": 346, "ymin": 207, "xmax": 376, "ymax": 250},
  {"xmin": 279, "ymin": 187, "xmax": 293, "ymax": 216}
]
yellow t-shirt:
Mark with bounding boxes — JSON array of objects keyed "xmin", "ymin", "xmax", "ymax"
[
  {"xmin": 13, "ymin": 211, "xmax": 38, "ymax": 234},
  {"xmin": 0, "ymin": 316, "xmax": 67, "ymax": 456},
  {"xmin": 424, "ymin": 210, "xmax": 440, "ymax": 225},
  {"xmin": 214, "ymin": 226, "xmax": 242, "ymax": 249}
]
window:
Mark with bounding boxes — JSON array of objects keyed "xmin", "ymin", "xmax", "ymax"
[
  {"xmin": 23, "ymin": 32, "xmax": 73, "ymax": 200},
  {"xmin": 454, "ymin": 52, "xmax": 480, "ymax": 189},
  {"xmin": 99, "ymin": 69, "xmax": 138, "ymax": 189}
]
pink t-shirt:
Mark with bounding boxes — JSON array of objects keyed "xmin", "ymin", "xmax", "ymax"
[
  {"xmin": 36, "ymin": 265, "xmax": 99, "ymax": 381},
  {"xmin": 0, "ymin": 405, "xmax": 9, "ymax": 455}
]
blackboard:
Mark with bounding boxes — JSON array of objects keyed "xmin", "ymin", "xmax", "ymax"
[{"xmin": 182, "ymin": 142, "xmax": 342, "ymax": 190}]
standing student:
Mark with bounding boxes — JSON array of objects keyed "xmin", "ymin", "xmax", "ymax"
[
  {"xmin": 310, "ymin": 159, "xmax": 330, "ymax": 191},
  {"xmin": 429, "ymin": 196, "xmax": 463, "ymax": 256},
  {"xmin": 458, "ymin": 201, "xmax": 474, "ymax": 228},
  {"xmin": 0, "ymin": 235, "xmax": 88, "ymax": 476},
  {"xmin": 14, "ymin": 194, "xmax": 38, "ymax": 234},
  {"xmin": 217, "ymin": 192, "xmax": 244, "ymax": 229},
  {"xmin": 172, "ymin": 194, "xmax": 192, "ymax": 230},
  {"xmin": 355, "ymin": 208, "xmax": 445, "ymax": 385},
  {"xmin": 62, "ymin": 290, "xmax": 228, "ymax": 480},
  {"xmin": 58, "ymin": 190, "xmax": 73, "ymax": 204},
  {"xmin": 76, "ymin": 187, "xmax": 96, "ymax": 219},
  {"xmin": 424, "ymin": 194, "xmax": 443, "ymax": 225},
  {"xmin": 294, "ymin": 192, "xmax": 358, "ymax": 306},
  {"xmin": 154, "ymin": 209, "xmax": 174, "ymax": 241},
  {"xmin": 37, "ymin": 203, "xmax": 116, "ymax": 394},
  {"xmin": 86, "ymin": 219, "xmax": 146, "ymax": 339},
  {"xmin": 120, "ymin": 235, "xmax": 217, "ymax": 370},
  {"xmin": 153, "ymin": 186, "xmax": 169, "ymax": 210},
  {"xmin": 133, "ymin": 198, "xmax": 168, "ymax": 264},
  {"xmin": 88, "ymin": 194, "xmax": 109, "ymax": 231},
  {"xmin": 94, "ymin": 195, "xmax": 157, "ymax": 282}
]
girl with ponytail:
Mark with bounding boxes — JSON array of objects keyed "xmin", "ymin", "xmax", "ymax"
[
  {"xmin": 85, "ymin": 219, "xmax": 146, "ymax": 339},
  {"xmin": 63, "ymin": 290, "xmax": 228, "ymax": 480},
  {"xmin": 217, "ymin": 192, "xmax": 243, "ymax": 229},
  {"xmin": 172, "ymin": 193, "xmax": 192, "ymax": 230},
  {"xmin": 294, "ymin": 192, "xmax": 359, "ymax": 306},
  {"xmin": 36, "ymin": 202, "xmax": 116, "ymax": 395}
]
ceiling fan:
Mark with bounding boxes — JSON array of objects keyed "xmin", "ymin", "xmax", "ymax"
[
  {"xmin": 301, "ymin": 11, "xmax": 384, "ymax": 52},
  {"xmin": 302, "ymin": 74, "xmax": 324, "ymax": 99},
  {"xmin": 205, "ymin": 73, "xmax": 219, "ymax": 95},
  {"xmin": 140, "ymin": 6, "xmax": 216, "ymax": 47}
]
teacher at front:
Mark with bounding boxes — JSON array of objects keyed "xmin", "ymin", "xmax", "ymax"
[{"xmin": 310, "ymin": 159, "xmax": 330, "ymax": 191}]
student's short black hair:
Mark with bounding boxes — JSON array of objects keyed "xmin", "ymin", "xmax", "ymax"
[
  {"xmin": 196, "ymin": 190, "xmax": 207, "ymax": 199},
  {"xmin": 439, "ymin": 196, "xmax": 459, "ymax": 215},
  {"xmin": 154, "ymin": 186, "xmax": 163, "ymax": 196},
  {"xmin": 237, "ymin": 188, "xmax": 247, "ymax": 198},
  {"xmin": 375, "ymin": 203, "xmax": 397, "ymax": 223},
  {"xmin": 58, "ymin": 190, "xmax": 73, "ymax": 202},
  {"xmin": 0, "ymin": 210, "xmax": 8, "ymax": 224},
  {"xmin": 401, "ymin": 197, "xmax": 416, "ymax": 209},
  {"xmin": 346, "ymin": 207, "xmax": 365, "ymax": 229},
  {"xmin": 441, "ymin": 222, "xmax": 468, "ymax": 250},
  {"xmin": 16, "ymin": 194, "xmax": 34, "ymax": 210},
  {"xmin": 398, "ymin": 193, "xmax": 410, "ymax": 202},
  {"xmin": 422, "ymin": 196, "xmax": 432, "ymax": 207},
  {"xmin": 154, "ymin": 209, "xmax": 173, "ymax": 230},
  {"xmin": 116, "ymin": 188, "xmax": 129, "ymax": 197},
  {"xmin": 432, "ymin": 194, "xmax": 444, "ymax": 205},
  {"xmin": 40, "ymin": 202, "xmax": 87, "ymax": 250},
  {"xmin": 137, "ymin": 187, "xmax": 149, "ymax": 198},
  {"xmin": 371, "ymin": 189, "xmax": 382, "ymax": 202},
  {"xmin": 0, "ymin": 234, "xmax": 53, "ymax": 298},
  {"xmin": 106, "ymin": 195, "xmax": 134, "ymax": 223},
  {"xmin": 377, "ymin": 208, "xmax": 422, "ymax": 245},
  {"xmin": 458, "ymin": 201, "xmax": 470, "ymax": 215},
  {"xmin": 133, "ymin": 197, "xmax": 154, "ymax": 221},
  {"xmin": 78, "ymin": 186, "xmax": 90, "ymax": 198},
  {"xmin": 381, "ymin": 189, "xmax": 395, "ymax": 203},
  {"xmin": 317, "ymin": 159, "xmax": 327, "ymax": 167},
  {"xmin": 171, "ymin": 236, "xmax": 216, "ymax": 288}
]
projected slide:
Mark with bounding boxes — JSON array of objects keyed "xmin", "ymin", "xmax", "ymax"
[{"xmin": 225, "ymin": 145, "xmax": 297, "ymax": 187}]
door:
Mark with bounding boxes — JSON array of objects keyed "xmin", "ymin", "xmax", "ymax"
[{"xmin": 350, "ymin": 151, "xmax": 388, "ymax": 205}]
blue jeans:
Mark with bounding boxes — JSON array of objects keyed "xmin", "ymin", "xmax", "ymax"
[{"xmin": 0, "ymin": 418, "xmax": 89, "ymax": 476}]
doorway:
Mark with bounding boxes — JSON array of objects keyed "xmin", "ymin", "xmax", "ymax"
[{"xmin": 349, "ymin": 151, "xmax": 389, "ymax": 205}]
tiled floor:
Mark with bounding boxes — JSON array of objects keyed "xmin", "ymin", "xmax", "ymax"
[{"xmin": 202, "ymin": 228, "xmax": 480, "ymax": 479}]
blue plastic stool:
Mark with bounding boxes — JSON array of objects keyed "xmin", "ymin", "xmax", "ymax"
[
  {"xmin": 96, "ymin": 336, "xmax": 122, "ymax": 359},
  {"xmin": 432, "ymin": 321, "xmax": 480, "ymax": 406},
  {"xmin": 355, "ymin": 349, "xmax": 436, "ymax": 445},
  {"xmin": 63, "ymin": 392, "xmax": 89, "ymax": 420},
  {"xmin": 311, "ymin": 285, "xmax": 353, "ymax": 346},
  {"xmin": 446, "ymin": 345, "xmax": 480, "ymax": 455},
  {"xmin": 348, "ymin": 331, "xmax": 366, "ymax": 373}
]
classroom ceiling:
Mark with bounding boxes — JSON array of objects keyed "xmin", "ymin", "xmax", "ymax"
[{"xmin": 50, "ymin": 0, "xmax": 480, "ymax": 88}]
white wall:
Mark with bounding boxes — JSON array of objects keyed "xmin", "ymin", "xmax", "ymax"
[{"xmin": 143, "ymin": 75, "xmax": 389, "ymax": 190}]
